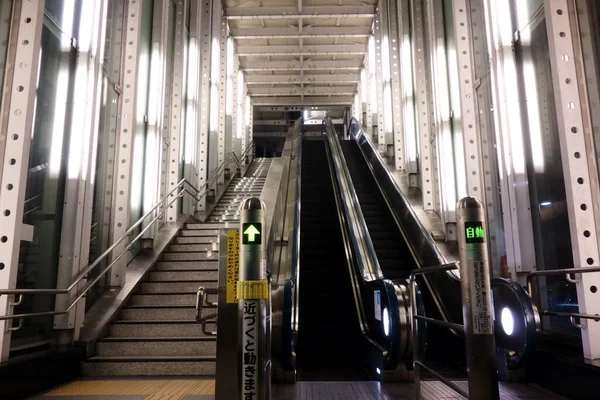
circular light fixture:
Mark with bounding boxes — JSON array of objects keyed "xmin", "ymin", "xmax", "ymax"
[
  {"xmin": 501, "ymin": 306, "xmax": 514, "ymax": 336},
  {"xmin": 383, "ymin": 307, "xmax": 390, "ymax": 336}
]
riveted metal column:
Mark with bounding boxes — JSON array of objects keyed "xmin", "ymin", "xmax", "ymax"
[
  {"xmin": 166, "ymin": 0, "xmax": 187, "ymax": 223},
  {"xmin": 467, "ymin": 0, "xmax": 504, "ymax": 275},
  {"xmin": 361, "ymin": 66, "xmax": 372, "ymax": 129},
  {"xmin": 411, "ymin": 0, "xmax": 435, "ymax": 210},
  {"xmin": 240, "ymin": 80, "xmax": 247, "ymax": 158},
  {"xmin": 110, "ymin": 0, "xmax": 143, "ymax": 286},
  {"xmin": 247, "ymin": 94, "xmax": 253, "ymax": 161},
  {"xmin": 232, "ymin": 56, "xmax": 240, "ymax": 157},
  {"xmin": 54, "ymin": 0, "xmax": 109, "ymax": 335},
  {"xmin": 217, "ymin": 16, "xmax": 227, "ymax": 184},
  {"xmin": 225, "ymin": 36, "xmax": 234, "ymax": 164},
  {"xmin": 197, "ymin": 0, "xmax": 212, "ymax": 212},
  {"xmin": 0, "ymin": 0, "xmax": 44, "ymax": 362},
  {"xmin": 545, "ymin": 0, "xmax": 600, "ymax": 359},
  {"xmin": 373, "ymin": 11, "xmax": 387, "ymax": 153},
  {"xmin": 386, "ymin": 0, "xmax": 405, "ymax": 171}
]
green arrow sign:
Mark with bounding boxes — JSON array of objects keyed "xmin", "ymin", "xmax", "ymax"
[{"xmin": 242, "ymin": 223, "xmax": 262, "ymax": 244}]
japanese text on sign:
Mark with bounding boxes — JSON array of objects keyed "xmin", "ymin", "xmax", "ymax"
[
  {"xmin": 226, "ymin": 229, "xmax": 240, "ymax": 303},
  {"xmin": 242, "ymin": 300, "xmax": 258, "ymax": 400},
  {"xmin": 464, "ymin": 221, "xmax": 485, "ymax": 244},
  {"xmin": 469, "ymin": 260, "xmax": 493, "ymax": 334}
]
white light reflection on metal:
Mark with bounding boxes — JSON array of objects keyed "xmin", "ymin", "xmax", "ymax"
[
  {"xmin": 368, "ymin": 35, "xmax": 377, "ymax": 113},
  {"xmin": 226, "ymin": 37, "xmax": 234, "ymax": 115},
  {"xmin": 245, "ymin": 95, "xmax": 251, "ymax": 126},
  {"xmin": 185, "ymin": 39, "xmax": 198, "ymax": 164},
  {"xmin": 237, "ymin": 70, "xmax": 244, "ymax": 138}
]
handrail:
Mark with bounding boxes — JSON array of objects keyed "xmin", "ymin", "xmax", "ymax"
[
  {"xmin": 290, "ymin": 127, "xmax": 302, "ymax": 334},
  {"xmin": 0, "ymin": 143, "xmax": 256, "ymax": 323},
  {"xmin": 527, "ymin": 266, "xmax": 600, "ymax": 328},
  {"xmin": 409, "ymin": 263, "xmax": 468, "ymax": 399},
  {"xmin": 322, "ymin": 118, "xmax": 388, "ymax": 353},
  {"xmin": 324, "ymin": 118, "xmax": 383, "ymax": 282}
]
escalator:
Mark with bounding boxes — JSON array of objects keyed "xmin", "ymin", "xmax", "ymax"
[
  {"xmin": 295, "ymin": 139, "xmax": 368, "ymax": 380},
  {"xmin": 339, "ymin": 141, "xmax": 414, "ymax": 280}
]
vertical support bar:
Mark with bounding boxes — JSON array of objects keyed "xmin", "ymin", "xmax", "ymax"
[
  {"xmin": 0, "ymin": 0, "xmax": 44, "ymax": 362},
  {"xmin": 247, "ymin": 94, "xmax": 253, "ymax": 161},
  {"xmin": 452, "ymin": 1, "xmax": 486, "ymax": 209},
  {"xmin": 411, "ymin": 0, "xmax": 435, "ymax": 210},
  {"xmin": 217, "ymin": 16, "xmax": 227, "ymax": 184},
  {"xmin": 166, "ymin": 0, "xmax": 186, "ymax": 223},
  {"xmin": 386, "ymin": 0, "xmax": 405, "ymax": 171},
  {"xmin": 237, "ymin": 198, "xmax": 269, "ymax": 400},
  {"xmin": 545, "ymin": 0, "xmax": 600, "ymax": 359},
  {"xmin": 457, "ymin": 196, "xmax": 499, "ymax": 399},
  {"xmin": 197, "ymin": 0, "xmax": 212, "ymax": 212},
  {"xmin": 232, "ymin": 56, "xmax": 240, "ymax": 157},
  {"xmin": 111, "ymin": 0, "xmax": 142, "ymax": 286},
  {"xmin": 373, "ymin": 11, "xmax": 386, "ymax": 153}
]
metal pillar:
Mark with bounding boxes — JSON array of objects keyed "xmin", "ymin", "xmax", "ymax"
[
  {"xmin": 385, "ymin": 0, "xmax": 405, "ymax": 171},
  {"xmin": 197, "ymin": 0, "xmax": 212, "ymax": 212},
  {"xmin": 457, "ymin": 197, "xmax": 499, "ymax": 399},
  {"xmin": 110, "ymin": 0, "xmax": 143, "ymax": 286},
  {"xmin": 373, "ymin": 12, "xmax": 387, "ymax": 153},
  {"xmin": 0, "ymin": 0, "xmax": 44, "ymax": 363},
  {"xmin": 166, "ymin": 0, "xmax": 187, "ymax": 223},
  {"xmin": 545, "ymin": 0, "xmax": 600, "ymax": 359},
  {"xmin": 237, "ymin": 198, "xmax": 270, "ymax": 400},
  {"xmin": 217, "ymin": 17, "xmax": 227, "ymax": 184},
  {"xmin": 411, "ymin": 0, "xmax": 435, "ymax": 210}
]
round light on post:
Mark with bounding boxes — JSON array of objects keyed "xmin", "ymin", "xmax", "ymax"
[{"xmin": 383, "ymin": 307, "xmax": 390, "ymax": 336}]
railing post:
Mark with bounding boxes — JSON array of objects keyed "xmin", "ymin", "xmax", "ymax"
[
  {"xmin": 457, "ymin": 196, "xmax": 499, "ymax": 399},
  {"xmin": 237, "ymin": 198, "xmax": 270, "ymax": 400}
]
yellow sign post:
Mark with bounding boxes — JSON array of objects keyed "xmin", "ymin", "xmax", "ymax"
[{"xmin": 226, "ymin": 229, "xmax": 240, "ymax": 303}]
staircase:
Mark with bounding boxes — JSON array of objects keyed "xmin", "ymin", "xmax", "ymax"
[{"xmin": 83, "ymin": 158, "xmax": 272, "ymax": 376}]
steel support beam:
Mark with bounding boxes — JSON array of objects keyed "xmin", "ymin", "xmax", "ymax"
[
  {"xmin": 245, "ymin": 74, "xmax": 359, "ymax": 84},
  {"xmin": 217, "ymin": 15, "xmax": 227, "ymax": 184},
  {"xmin": 231, "ymin": 26, "xmax": 370, "ymax": 39},
  {"xmin": 374, "ymin": 11, "xmax": 387, "ymax": 153},
  {"xmin": 252, "ymin": 96, "xmax": 353, "ymax": 106},
  {"xmin": 0, "ymin": 0, "xmax": 44, "ymax": 363},
  {"xmin": 241, "ymin": 60, "xmax": 362, "ymax": 71},
  {"xmin": 237, "ymin": 44, "xmax": 366, "ymax": 56},
  {"xmin": 166, "ymin": 0, "xmax": 187, "ymax": 223},
  {"xmin": 545, "ymin": 0, "xmax": 600, "ymax": 359},
  {"xmin": 197, "ymin": 0, "xmax": 212, "ymax": 212},
  {"xmin": 249, "ymin": 86, "xmax": 356, "ymax": 96},
  {"xmin": 226, "ymin": 5, "xmax": 375, "ymax": 19}
]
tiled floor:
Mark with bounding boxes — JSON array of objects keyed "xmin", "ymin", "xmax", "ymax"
[{"xmin": 31, "ymin": 379, "xmax": 563, "ymax": 400}]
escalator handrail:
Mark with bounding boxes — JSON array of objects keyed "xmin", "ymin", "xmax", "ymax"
[
  {"xmin": 290, "ymin": 126, "xmax": 302, "ymax": 333},
  {"xmin": 347, "ymin": 117, "xmax": 457, "ymax": 325},
  {"xmin": 322, "ymin": 119, "xmax": 389, "ymax": 355},
  {"xmin": 323, "ymin": 119, "xmax": 384, "ymax": 283}
]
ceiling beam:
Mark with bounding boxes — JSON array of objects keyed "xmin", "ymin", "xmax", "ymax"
[
  {"xmin": 253, "ymin": 120, "xmax": 292, "ymax": 125},
  {"xmin": 242, "ymin": 60, "xmax": 362, "ymax": 71},
  {"xmin": 245, "ymin": 74, "xmax": 360, "ymax": 84},
  {"xmin": 226, "ymin": 5, "xmax": 376, "ymax": 19},
  {"xmin": 231, "ymin": 26, "xmax": 370, "ymax": 39},
  {"xmin": 249, "ymin": 86, "xmax": 356, "ymax": 96},
  {"xmin": 253, "ymin": 106, "xmax": 303, "ymax": 111},
  {"xmin": 252, "ymin": 96, "xmax": 354, "ymax": 106},
  {"xmin": 237, "ymin": 44, "xmax": 366, "ymax": 56}
]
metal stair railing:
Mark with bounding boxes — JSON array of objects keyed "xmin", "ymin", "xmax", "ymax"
[{"xmin": 0, "ymin": 142, "xmax": 255, "ymax": 329}]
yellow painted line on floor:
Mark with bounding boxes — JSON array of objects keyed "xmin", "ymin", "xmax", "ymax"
[{"xmin": 44, "ymin": 379, "xmax": 215, "ymax": 398}]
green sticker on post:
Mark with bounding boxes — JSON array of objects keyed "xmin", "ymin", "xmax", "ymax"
[
  {"xmin": 242, "ymin": 223, "xmax": 262, "ymax": 245},
  {"xmin": 465, "ymin": 221, "xmax": 485, "ymax": 244}
]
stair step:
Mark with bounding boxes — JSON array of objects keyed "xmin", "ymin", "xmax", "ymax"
[
  {"xmin": 83, "ymin": 356, "xmax": 216, "ymax": 376},
  {"xmin": 140, "ymin": 280, "xmax": 217, "ymax": 293},
  {"xmin": 130, "ymin": 292, "xmax": 216, "ymax": 306},
  {"xmin": 96, "ymin": 337, "xmax": 216, "ymax": 357},
  {"xmin": 109, "ymin": 321, "xmax": 216, "ymax": 337},
  {"xmin": 185, "ymin": 223, "xmax": 236, "ymax": 230},
  {"xmin": 179, "ymin": 229, "xmax": 219, "ymax": 237},
  {"xmin": 147, "ymin": 270, "xmax": 218, "ymax": 282},
  {"xmin": 168, "ymin": 243, "xmax": 218, "ymax": 252},
  {"xmin": 120, "ymin": 306, "xmax": 212, "ymax": 320},
  {"xmin": 172, "ymin": 236, "xmax": 217, "ymax": 244},
  {"xmin": 154, "ymin": 261, "xmax": 218, "ymax": 270},
  {"xmin": 161, "ymin": 252, "xmax": 218, "ymax": 261}
]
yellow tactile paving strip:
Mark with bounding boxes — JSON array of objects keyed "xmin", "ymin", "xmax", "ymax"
[{"xmin": 44, "ymin": 379, "xmax": 215, "ymax": 399}]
